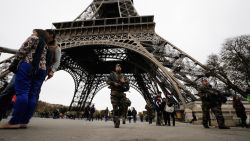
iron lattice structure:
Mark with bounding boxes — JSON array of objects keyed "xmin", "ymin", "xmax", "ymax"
[
  {"xmin": 0, "ymin": 0, "xmax": 239, "ymax": 111},
  {"xmin": 53, "ymin": 0, "xmax": 205, "ymax": 110}
]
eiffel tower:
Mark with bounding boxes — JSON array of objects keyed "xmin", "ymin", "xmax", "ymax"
[
  {"xmin": 0, "ymin": 0, "xmax": 242, "ymax": 111},
  {"xmin": 52, "ymin": 0, "xmax": 204, "ymax": 110}
]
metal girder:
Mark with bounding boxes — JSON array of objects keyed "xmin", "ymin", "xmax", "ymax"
[
  {"xmin": 0, "ymin": 47, "xmax": 17, "ymax": 54},
  {"xmin": 74, "ymin": 0, "xmax": 138, "ymax": 21},
  {"xmin": 0, "ymin": 56, "xmax": 15, "ymax": 83},
  {"xmin": 118, "ymin": 0, "xmax": 138, "ymax": 17},
  {"xmin": 133, "ymin": 73, "xmax": 154, "ymax": 103},
  {"xmin": 56, "ymin": 33, "xmax": 189, "ymax": 107}
]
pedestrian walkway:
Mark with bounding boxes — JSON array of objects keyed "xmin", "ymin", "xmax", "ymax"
[{"xmin": 0, "ymin": 118, "xmax": 249, "ymax": 141}]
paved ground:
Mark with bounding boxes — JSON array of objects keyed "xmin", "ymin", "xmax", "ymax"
[{"xmin": 0, "ymin": 118, "xmax": 249, "ymax": 141}]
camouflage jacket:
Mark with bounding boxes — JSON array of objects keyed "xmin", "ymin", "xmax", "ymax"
[
  {"xmin": 106, "ymin": 71, "xmax": 129, "ymax": 92},
  {"xmin": 198, "ymin": 85, "xmax": 211, "ymax": 100},
  {"xmin": 198, "ymin": 85, "xmax": 224, "ymax": 106},
  {"xmin": 145, "ymin": 103, "xmax": 153, "ymax": 112}
]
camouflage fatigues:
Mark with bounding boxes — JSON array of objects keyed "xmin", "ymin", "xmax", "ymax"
[
  {"xmin": 201, "ymin": 102, "xmax": 225, "ymax": 127},
  {"xmin": 145, "ymin": 103, "xmax": 154, "ymax": 124},
  {"xmin": 199, "ymin": 85, "xmax": 226, "ymax": 128},
  {"xmin": 106, "ymin": 71, "xmax": 129, "ymax": 126},
  {"xmin": 110, "ymin": 91, "xmax": 127, "ymax": 118}
]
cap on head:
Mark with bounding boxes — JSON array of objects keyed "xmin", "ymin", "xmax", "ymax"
[{"xmin": 116, "ymin": 64, "xmax": 121, "ymax": 67}]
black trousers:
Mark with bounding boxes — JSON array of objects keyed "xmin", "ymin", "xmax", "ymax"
[{"xmin": 163, "ymin": 111, "xmax": 175, "ymax": 126}]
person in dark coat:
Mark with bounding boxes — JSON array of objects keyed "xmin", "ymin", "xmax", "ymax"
[
  {"xmin": 233, "ymin": 95, "xmax": 248, "ymax": 128},
  {"xmin": 127, "ymin": 108, "xmax": 132, "ymax": 123},
  {"xmin": 163, "ymin": 97, "xmax": 175, "ymax": 126},
  {"xmin": 132, "ymin": 107, "xmax": 137, "ymax": 123},
  {"xmin": 104, "ymin": 107, "xmax": 109, "ymax": 122},
  {"xmin": 89, "ymin": 105, "xmax": 96, "ymax": 121},
  {"xmin": 154, "ymin": 94, "xmax": 163, "ymax": 126},
  {"xmin": 84, "ymin": 105, "xmax": 90, "ymax": 120}
]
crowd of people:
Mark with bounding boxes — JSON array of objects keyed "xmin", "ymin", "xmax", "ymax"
[{"xmin": 150, "ymin": 93, "xmax": 176, "ymax": 126}]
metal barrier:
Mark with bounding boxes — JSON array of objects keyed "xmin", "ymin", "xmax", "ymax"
[{"xmin": 0, "ymin": 47, "xmax": 16, "ymax": 80}]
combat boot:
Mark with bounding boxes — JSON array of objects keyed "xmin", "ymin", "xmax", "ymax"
[{"xmin": 114, "ymin": 116, "xmax": 120, "ymax": 128}]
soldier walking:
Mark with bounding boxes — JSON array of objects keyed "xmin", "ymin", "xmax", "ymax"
[{"xmin": 106, "ymin": 64, "xmax": 129, "ymax": 128}]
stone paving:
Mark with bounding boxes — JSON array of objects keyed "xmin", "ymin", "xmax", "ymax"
[{"xmin": 0, "ymin": 118, "xmax": 249, "ymax": 141}]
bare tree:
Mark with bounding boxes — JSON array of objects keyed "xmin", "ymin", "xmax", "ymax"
[{"xmin": 206, "ymin": 35, "xmax": 250, "ymax": 97}]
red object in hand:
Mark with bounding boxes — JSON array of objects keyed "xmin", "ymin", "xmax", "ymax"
[{"xmin": 12, "ymin": 95, "xmax": 16, "ymax": 103}]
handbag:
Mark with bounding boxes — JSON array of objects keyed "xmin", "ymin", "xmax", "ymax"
[{"xmin": 165, "ymin": 105, "xmax": 174, "ymax": 113}]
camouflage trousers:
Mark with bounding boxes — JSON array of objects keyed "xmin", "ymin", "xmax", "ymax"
[
  {"xmin": 147, "ymin": 110, "xmax": 153, "ymax": 123},
  {"xmin": 147, "ymin": 110, "xmax": 153, "ymax": 119},
  {"xmin": 202, "ymin": 102, "xmax": 225, "ymax": 127},
  {"xmin": 124, "ymin": 106, "xmax": 129, "ymax": 119},
  {"xmin": 110, "ymin": 91, "xmax": 127, "ymax": 118}
]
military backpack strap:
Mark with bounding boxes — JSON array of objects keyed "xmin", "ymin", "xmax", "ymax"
[{"xmin": 111, "ymin": 72, "xmax": 118, "ymax": 82}]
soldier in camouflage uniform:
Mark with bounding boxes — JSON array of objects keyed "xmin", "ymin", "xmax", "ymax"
[
  {"xmin": 106, "ymin": 64, "xmax": 129, "ymax": 128},
  {"xmin": 199, "ymin": 79, "xmax": 229, "ymax": 129},
  {"xmin": 145, "ymin": 102, "xmax": 153, "ymax": 124}
]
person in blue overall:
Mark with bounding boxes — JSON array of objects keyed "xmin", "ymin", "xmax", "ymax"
[
  {"xmin": 0, "ymin": 29, "xmax": 61, "ymax": 123},
  {"xmin": 0, "ymin": 29, "xmax": 50, "ymax": 129}
]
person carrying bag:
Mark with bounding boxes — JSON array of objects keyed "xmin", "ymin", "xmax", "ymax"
[{"xmin": 164, "ymin": 100, "xmax": 175, "ymax": 126}]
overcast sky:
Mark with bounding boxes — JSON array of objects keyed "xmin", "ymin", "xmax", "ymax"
[{"xmin": 1, "ymin": 0, "xmax": 250, "ymax": 112}]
